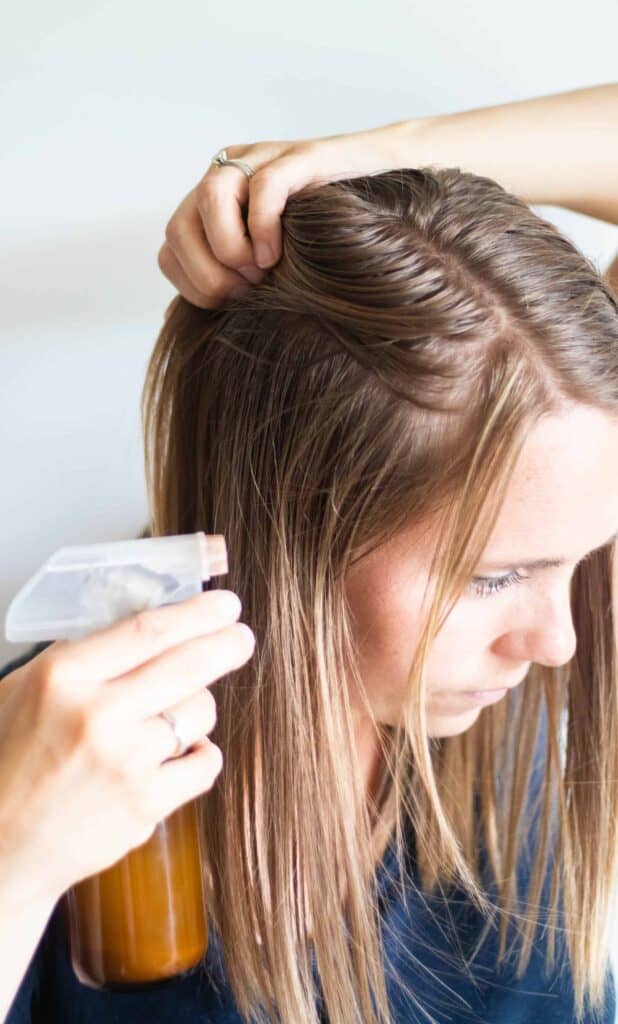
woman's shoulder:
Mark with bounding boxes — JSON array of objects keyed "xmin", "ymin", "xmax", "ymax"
[
  {"xmin": 376, "ymin": 812, "xmax": 616, "ymax": 1023},
  {"xmin": 373, "ymin": 710, "xmax": 617, "ymax": 1024}
]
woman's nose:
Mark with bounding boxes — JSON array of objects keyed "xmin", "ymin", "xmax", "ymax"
[{"xmin": 497, "ymin": 580, "xmax": 578, "ymax": 669}]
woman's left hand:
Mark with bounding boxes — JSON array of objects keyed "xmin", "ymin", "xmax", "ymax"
[{"xmin": 157, "ymin": 124, "xmax": 409, "ymax": 308}]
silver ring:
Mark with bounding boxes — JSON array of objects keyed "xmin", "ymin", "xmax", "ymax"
[
  {"xmin": 159, "ymin": 710, "xmax": 192, "ymax": 758},
  {"xmin": 210, "ymin": 147, "xmax": 255, "ymax": 179}
]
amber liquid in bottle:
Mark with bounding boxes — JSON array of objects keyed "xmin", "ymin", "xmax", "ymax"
[{"xmin": 64, "ymin": 798, "xmax": 207, "ymax": 989}]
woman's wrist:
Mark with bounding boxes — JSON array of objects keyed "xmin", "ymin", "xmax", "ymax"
[
  {"xmin": 385, "ymin": 108, "xmax": 547, "ymax": 202},
  {"xmin": 0, "ymin": 836, "xmax": 63, "ymax": 916}
]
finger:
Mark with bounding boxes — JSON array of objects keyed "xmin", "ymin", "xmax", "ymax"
[
  {"xmin": 195, "ymin": 167, "xmax": 264, "ymax": 277},
  {"xmin": 165, "ymin": 202, "xmax": 251, "ymax": 304},
  {"xmin": 157, "ymin": 242, "xmax": 217, "ymax": 308},
  {"xmin": 43, "ymin": 590, "xmax": 243, "ymax": 690},
  {"xmin": 147, "ymin": 736, "xmax": 223, "ymax": 823},
  {"xmin": 105, "ymin": 620, "xmax": 255, "ymax": 720},
  {"xmin": 247, "ymin": 141, "xmax": 376, "ymax": 269},
  {"xmin": 141, "ymin": 687, "xmax": 218, "ymax": 767},
  {"xmin": 247, "ymin": 153, "xmax": 327, "ymax": 269}
]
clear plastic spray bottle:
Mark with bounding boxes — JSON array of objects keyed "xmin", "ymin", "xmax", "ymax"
[{"xmin": 4, "ymin": 531, "xmax": 228, "ymax": 989}]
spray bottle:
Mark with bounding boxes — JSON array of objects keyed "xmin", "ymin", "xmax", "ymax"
[{"xmin": 4, "ymin": 531, "xmax": 228, "ymax": 989}]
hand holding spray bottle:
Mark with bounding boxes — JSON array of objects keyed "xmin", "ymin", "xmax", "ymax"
[{"xmin": 4, "ymin": 531, "xmax": 240, "ymax": 990}]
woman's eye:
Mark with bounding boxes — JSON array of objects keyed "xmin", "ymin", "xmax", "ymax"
[{"xmin": 469, "ymin": 569, "xmax": 526, "ymax": 598}]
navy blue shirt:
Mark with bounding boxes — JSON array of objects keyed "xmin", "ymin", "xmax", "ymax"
[{"xmin": 3, "ymin": 643, "xmax": 615, "ymax": 1023}]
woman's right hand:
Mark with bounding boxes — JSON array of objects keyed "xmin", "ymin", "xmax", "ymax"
[{"xmin": 0, "ymin": 589, "xmax": 255, "ymax": 911}]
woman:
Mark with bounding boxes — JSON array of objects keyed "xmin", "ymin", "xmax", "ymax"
[{"xmin": 3, "ymin": 83, "xmax": 618, "ymax": 1024}]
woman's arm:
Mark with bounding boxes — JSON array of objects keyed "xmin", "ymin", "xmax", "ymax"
[
  {"xmin": 394, "ymin": 83, "xmax": 618, "ymax": 224},
  {"xmin": 159, "ymin": 83, "xmax": 617, "ymax": 306}
]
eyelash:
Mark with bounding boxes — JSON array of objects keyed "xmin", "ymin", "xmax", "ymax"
[
  {"xmin": 468, "ymin": 545, "xmax": 606, "ymax": 599},
  {"xmin": 470, "ymin": 570, "xmax": 526, "ymax": 598}
]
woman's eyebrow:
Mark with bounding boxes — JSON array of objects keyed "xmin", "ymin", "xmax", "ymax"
[{"xmin": 479, "ymin": 528, "xmax": 618, "ymax": 572}]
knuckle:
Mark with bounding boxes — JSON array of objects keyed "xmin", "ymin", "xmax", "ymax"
[
  {"xmin": 195, "ymin": 270, "xmax": 228, "ymax": 302},
  {"xmin": 59, "ymin": 699, "xmax": 91, "ymax": 750},
  {"xmin": 191, "ymin": 264, "xmax": 216, "ymax": 294},
  {"xmin": 212, "ymin": 240, "xmax": 243, "ymax": 268},
  {"xmin": 164, "ymin": 217, "xmax": 183, "ymax": 248},
  {"xmin": 132, "ymin": 608, "xmax": 169, "ymax": 643},
  {"xmin": 157, "ymin": 243, "xmax": 173, "ymax": 274},
  {"xmin": 66, "ymin": 705, "xmax": 102, "ymax": 763},
  {"xmin": 34, "ymin": 657, "xmax": 79, "ymax": 715},
  {"xmin": 36, "ymin": 651, "xmax": 66, "ymax": 694}
]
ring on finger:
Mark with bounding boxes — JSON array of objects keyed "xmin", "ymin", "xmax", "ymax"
[
  {"xmin": 154, "ymin": 689, "xmax": 216, "ymax": 762},
  {"xmin": 159, "ymin": 709, "xmax": 193, "ymax": 759},
  {"xmin": 210, "ymin": 147, "xmax": 256, "ymax": 179}
]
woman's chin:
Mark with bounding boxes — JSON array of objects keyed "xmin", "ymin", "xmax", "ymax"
[{"xmin": 426, "ymin": 704, "xmax": 482, "ymax": 738}]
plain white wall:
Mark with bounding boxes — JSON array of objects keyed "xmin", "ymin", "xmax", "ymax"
[{"xmin": 2, "ymin": 0, "xmax": 618, "ymax": 1007}]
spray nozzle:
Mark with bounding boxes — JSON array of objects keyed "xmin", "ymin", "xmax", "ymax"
[{"xmin": 4, "ymin": 532, "xmax": 228, "ymax": 643}]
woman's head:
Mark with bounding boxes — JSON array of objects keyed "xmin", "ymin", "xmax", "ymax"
[{"xmin": 142, "ymin": 167, "xmax": 618, "ymax": 1024}]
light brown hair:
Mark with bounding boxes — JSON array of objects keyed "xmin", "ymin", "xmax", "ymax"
[{"xmin": 141, "ymin": 167, "xmax": 618, "ymax": 1023}]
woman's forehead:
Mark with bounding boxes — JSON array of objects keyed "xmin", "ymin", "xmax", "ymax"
[{"xmin": 479, "ymin": 406, "xmax": 618, "ymax": 569}]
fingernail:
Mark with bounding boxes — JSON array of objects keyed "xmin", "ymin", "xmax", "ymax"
[
  {"xmin": 255, "ymin": 242, "xmax": 274, "ymax": 268},
  {"xmin": 238, "ymin": 264, "xmax": 263, "ymax": 283},
  {"xmin": 236, "ymin": 622, "xmax": 256, "ymax": 648}
]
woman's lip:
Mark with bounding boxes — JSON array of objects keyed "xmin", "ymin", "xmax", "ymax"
[{"xmin": 433, "ymin": 687, "xmax": 509, "ymax": 708}]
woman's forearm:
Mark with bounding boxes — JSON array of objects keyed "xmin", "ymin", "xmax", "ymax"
[
  {"xmin": 0, "ymin": 887, "xmax": 59, "ymax": 1021},
  {"xmin": 390, "ymin": 83, "xmax": 618, "ymax": 224}
]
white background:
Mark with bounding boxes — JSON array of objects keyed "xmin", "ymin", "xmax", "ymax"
[{"xmin": 2, "ymin": 0, "xmax": 618, "ymax": 1000}]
